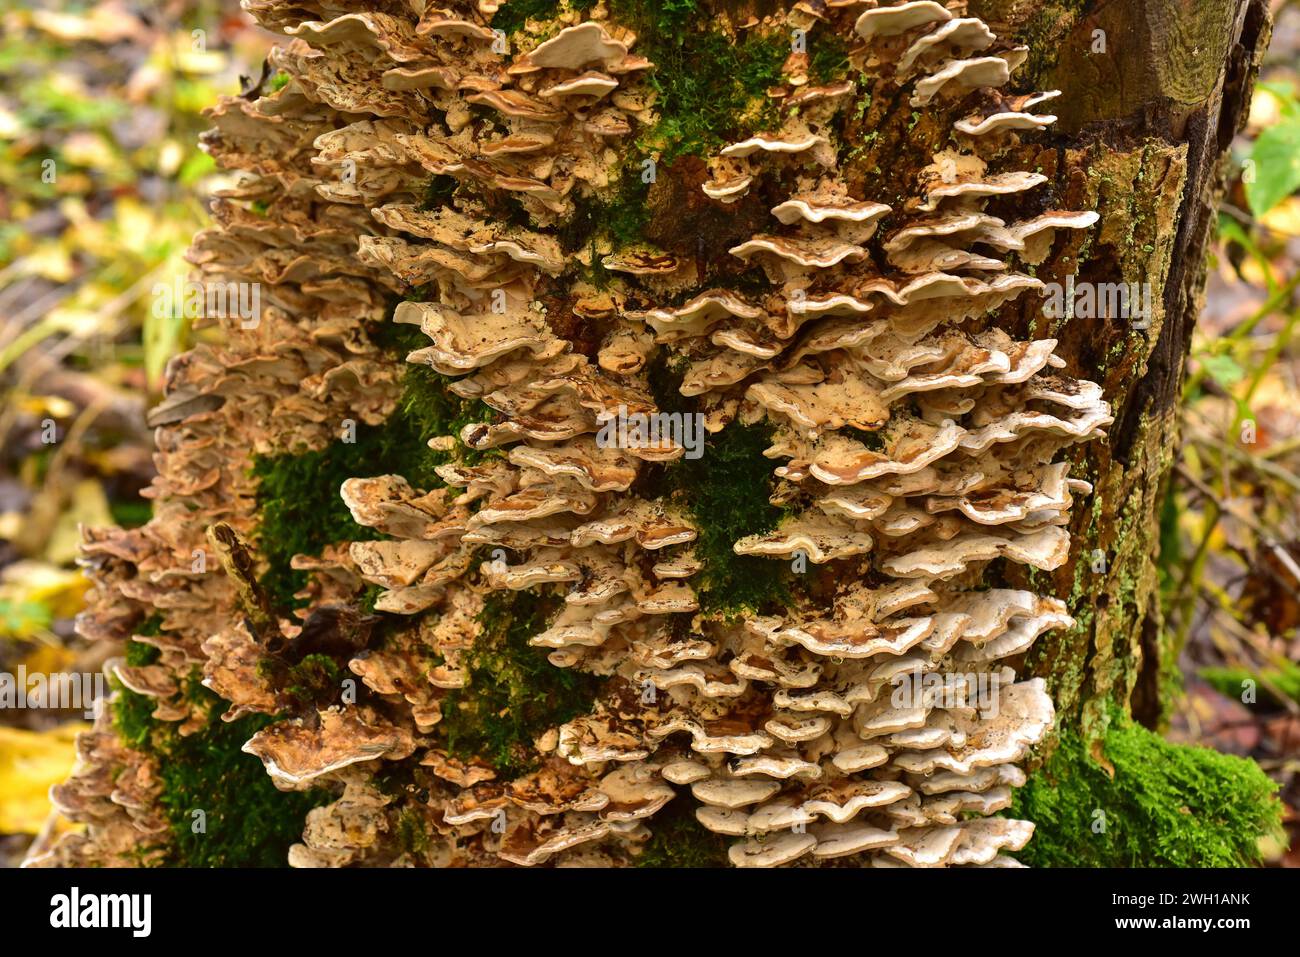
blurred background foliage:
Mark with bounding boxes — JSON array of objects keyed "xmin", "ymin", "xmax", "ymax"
[
  {"xmin": 0, "ymin": 0, "xmax": 268, "ymax": 865},
  {"xmin": 1168, "ymin": 1, "xmax": 1300, "ymax": 867},
  {"xmin": 0, "ymin": 0, "xmax": 1298, "ymax": 867}
]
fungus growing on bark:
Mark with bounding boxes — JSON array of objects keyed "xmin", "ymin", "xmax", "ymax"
[{"xmin": 36, "ymin": 0, "xmax": 1117, "ymax": 869}]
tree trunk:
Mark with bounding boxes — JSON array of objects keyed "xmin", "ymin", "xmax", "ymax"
[
  {"xmin": 960, "ymin": 0, "xmax": 1283, "ymax": 867},
  {"xmin": 971, "ymin": 0, "xmax": 1273, "ymax": 735},
  {"xmin": 32, "ymin": 0, "xmax": 1283, "ymax": 870}
]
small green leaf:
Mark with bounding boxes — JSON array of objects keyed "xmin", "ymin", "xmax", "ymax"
[
  {"xmin": 1199, "ymin": 353, "xmax": 1246, "ymax": 388},
  {"xmin": 178, "ymin": 151, "xmax": 215, "ymax": 186},
  {"xmin": 1216, "ymin": 213, "xmax": 1251, "ymax": 250},
  {"xmin": 1245, "ymin": 119, "xmax": 1300, "ymax": 216},
  {"xmin": 0, "ymin": 599, "xmax": 52, "ymax": 635}
]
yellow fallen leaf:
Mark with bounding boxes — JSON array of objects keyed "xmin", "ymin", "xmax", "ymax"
[
  {"xmin": 61, "ymin": 131, "xmax": 120, "ymax": 172},
  {"xmin": 14, "ymin": 394, "xmax": 77, "ymax": 419},
  {"xmin": 0, "ymin": 105, "xmax": 21, "ymax": 139},
  {"xmin": 42, "ymin": 305, "xmax": 105, "ymax": 340},
  {"xmin": 31, "ymin": 7, "xmax": 141, "ymax": 44},
  {"xmin": 1260, "ymin": 195, "xmax": 1300, "ymax": 238},
  {"xmin": 0, "ymin": 724, "xmax": 86, "ymax": 834},
  {"xmin": 18, "ymin": 642, "xmax": 79, "ymax": 678},
  {"xmin": 20, "ymin": 242, "xmax": 75, "ymax": 283},
  {"xmin": 45, "ymin": 479, "xmax": 114, "ymax": 566},
  {"xmin": 1247, "ymin": 86, "xmax": 1284, "ymax": 133},
  {"xmin": 0, "ymin": 561, "xmax": 87, "ymax": 623},
  {"xmin": 158, "ymin": 139, "xmax": 183, "ymax": 177}
]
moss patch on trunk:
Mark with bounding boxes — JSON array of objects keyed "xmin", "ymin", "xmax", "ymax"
[
  {"xmin": 1011, "ymin": 709, "xmax": 1284, "ymax": 867},
  {"xmin": 250, "ymin": 344, "xmax": 493, "ymax": 610},
  {"xmin": 436, "ymin": 590, "xmax": 605, "ymax": 778},
  {"xmin": 112, "ymin": 661, "xmax": 329, "ymax": 867},
  {"xmin": 662, "ymin": 422, "xmax": 793, "ymax": 615},
  {"xmin": 636, "ymin": 794, "xmax": 730, "ymax": 867}
]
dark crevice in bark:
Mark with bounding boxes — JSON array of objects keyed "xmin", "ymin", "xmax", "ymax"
[
  {"xmin": 1131, "ymin": 589, "xmax": 1166, "ymax": 727},
  {"xmin": 1112, "ymin": 0, "xmax": 1271, "ymax": 463}
]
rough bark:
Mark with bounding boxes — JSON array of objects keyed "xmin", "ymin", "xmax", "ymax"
[
  {"xmin": 679, "ymin": 0, "xmax": 1274, "ymax": 736},
  {"xmin": 972, "ymin": 0, "xmax": 1273, "ymax": 734}
]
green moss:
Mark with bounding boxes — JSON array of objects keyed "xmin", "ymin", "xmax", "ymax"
[
  {"xmin": 395, "ymin": 806, "xmax": 431, "ymax": 856},
  {"xmin": 124, "ymin": 614, "xmax": 164, "ymax": 669},
  {"xmin": 636, "ymin": 795, "xmax": 729, "ymax": 867},
  {"xmin": 123, "ymin": 639, "xmax": 160, "ymax": 670},
  {"xmin": 250, "ymin": 340, "xmax": 492, "ymax": 610},
  {"xmin": 109, "ymin": 498, "xmax": 152, "ymax": 529},
  {"xmin": 559, "ymin": 173, "xmax": 650, "ymax": 252},
  {"xmin": 112, "ymin": 680, "xmax": 161, "ymax": 751},
  {"xmin": 492, "ymin": 4, "xmax": 809, "ymax": 162},
  {"xmin": 1010, "ymin": 710, "xmax": 1284, "ymax": 867},
  {"xmin": 373, "ymin": 320, "xmax": 498, "ymax": 473},
  {"xmin": 492, "ymin": 0, "xmax": 599, "ymax": 36},
  {"xmin": 603, "ymin": 2, "xmax": 787, "ymax": 161},
  {"xmin": 258, "ymin": 653, "xmax": 344, "ymax": 711},
  {"xmin": 421, "ymin": 174, "xmax": 459, "ymax": 211},
  {"xmin": 808, "ymin": 32, "xmax": 850, "ymax": 84},
  {"xmin": 609, "ymin": 0, "xmax": 702, "ymax": 36},
  {"xmin": 437, "ymin": 590, "xmax": 604, "ymax": 778},
  {"xmin": 358, "ymin": 583, "xmax": 386, "ymax": 615},
  {"xmin": 842, "ymin": 426, "xmax": 885, "ymax": 451},
  {"xmin": 1014, "ymin": 0, "xmax": 1096, "ymax": 88},
  {"xmin": 663, "ymin": 422, "xmax": 791, "ymax": 615},
  {"xmin": 114, "ymin": 614, "xmax": 166, "ymax": 752},
  {"xmin": 268, "ymin": 71, "xmax": 290, "ymax": 92},
  {"xmin": 153, "ymin": 690, "xmax": 330, "ymax": 868},
  {"xmin": 111, "ymin": 641, "xmax": 329, "ymax": 867},
  {"xmin": 644, "ymin": 349, "xmax": 691, "ymax": 415}
]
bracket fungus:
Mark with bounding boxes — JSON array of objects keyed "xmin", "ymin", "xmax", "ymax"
[{"xmin": 35, "ymin": 0, "xmax": 1112, "ymax": 870}]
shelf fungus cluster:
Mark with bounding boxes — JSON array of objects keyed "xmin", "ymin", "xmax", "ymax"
[{"xmin": 37, "ymin": 0, "xmax": 1110, "ymax": 868}]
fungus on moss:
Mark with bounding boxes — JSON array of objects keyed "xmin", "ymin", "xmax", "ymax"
[
  {"xmin": 251, "ymin": 360, "xmax": 493, "ymax": 609},
  {"xmin": 112, "ymin": 676, "xmax": 330, "ymax": 867},
  {"xmin": 636, "ymin": 795, "xmax": 730, "ymax": 868},
  {"xmin": 41, "ymin": 0, "xmax": 1266, "ymax": 871},
  {"xmin": 604, "ymin": 0, "xmax": 790, "ymax": 162},
  {"xmin": 153, "ymin": 693, "xmax": 332, "ymax": 868},
  {"xmin": 492, "ymin": 0, "xmax": 602, "ymax": 39}
]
